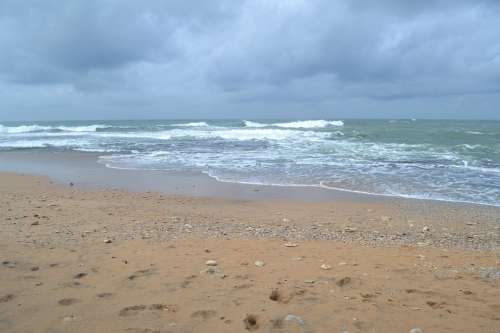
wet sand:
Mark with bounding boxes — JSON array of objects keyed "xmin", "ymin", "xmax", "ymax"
[{"xmin": 0, "ymin": 171, "xmax": 499, "ymax": 332}]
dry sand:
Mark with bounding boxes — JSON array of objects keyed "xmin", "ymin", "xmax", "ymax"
[{"xmin": 1, "ymin": 172, "xmax": 499, "ymax": 332}]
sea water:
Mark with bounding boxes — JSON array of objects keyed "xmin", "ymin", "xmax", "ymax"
[{"xmin": 0, "ymin": 119, "xmax": 499, "ymax": 206}]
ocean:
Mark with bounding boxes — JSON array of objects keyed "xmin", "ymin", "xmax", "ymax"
[{"xmin": 0, "ymin": 119, "xmax": 499, "ymax": 206}]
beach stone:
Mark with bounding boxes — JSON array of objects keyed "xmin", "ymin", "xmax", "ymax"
[
  {"xmin": 254, "ymin": 261, "xmax": 265, "ymax": 267},
  {"xmin": 284, "ymin": 314, "xmax": 305, "ymax": 326},
  {"xmin": 202, "ymin": 266, "xmax": 218, "ymax": 274},
  {"xmin": 410, "ymin": 329, "xmax": 424, "ymax": 333},
  {"xmin": 422, "ymin": 226, "xmax": 430, "ymax": 232},
  {"xmin": 320, "ymin": 264, "xmax": 332, "ymax": 270},
  {"xmin": 284, "ymin": 242, "xmax": 298, "ymax": 247},
  {"xmin": 344, "ymin": 227, "xmax": 357, "ymax": 233},
  {"xmin": 62, "ymin": 315, "xmax": 79, "ymax": 322},
  {"xmin": 31, "ymin": 221, "xmax": 39, "ymax": 226},
  {"xmin": 103, "ymin": 239, "xmax": 112, "ymax": 243},
  {"xmin": 381, "ymin": 216, "xmax": 392, "ymax": 222},
  {"xmin": 205, "ymin": 260, "xmax": 218, "ymax": 266}
]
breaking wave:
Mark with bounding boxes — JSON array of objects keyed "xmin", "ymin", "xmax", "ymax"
[{"xmin": 243, "ymin": 120, "xmax": 344, "ymax": 128}]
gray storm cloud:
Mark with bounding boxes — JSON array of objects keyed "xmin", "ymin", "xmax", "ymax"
[{"xmin": 0, "ymin": 0, "xmax": 499, "ymax": 120}]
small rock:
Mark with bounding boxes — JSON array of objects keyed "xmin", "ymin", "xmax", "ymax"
[
  {"xmin": 31, "ymin": 221, "xmax": 39, "ymax": 226},
  {"xmin": 343, "ymin": 227, "xmax": 357, "ymax": 233},
  {"xmin": 63, "ymin": 315, "xmax": 79, "ymax": 322},
  {"xmin": 320, "ymin": 264, "xmax": 332, "ymax": 270},
  {"xmin": 205, "ymin": 260, "xmax": 218, "ymax": 266},
  {"xmin": 284, "ymin": 242, "xmax": 298, "ymax": 247},
  {"xmin": 254, "ymin": 261, "xmax": 265, "ymax": 267},
  {"xmin": 202, "ymin": 266, "xmax": 218, "ymax": 274},
  {"xmin": 284, "ymin": 314, "xmax": 305, "ymax": 326},
  {"xmin": 103, "ymin": 239, "xmax": 112, "ymax": 244},
  {"xmin": 381, "ymin": 216, "xmax": 392, "ymax": 222},
  {"xmin": 422, "ymin": 226, "xmax": 430, "ymax": 232},
  {"xmin": 410, "ymin": 329, "xmax": 424, "ymax": 333},
  {"xmin": 304, "ymin": 279, "xmax": 315, "ymax": 284}
]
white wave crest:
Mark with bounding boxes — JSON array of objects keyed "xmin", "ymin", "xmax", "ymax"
[
  {"xmin": 243, "ymin": 120, "xmax": 268, "ymax": 128},
  {"xmin": 0, "ymin": 124, "xmax": 110, "ymax": 134},
  {"xmin": 56, "ymin": 125, "xmax": 110, "ymax": 132},
  {"xmin": 243, "ymin": 120, "xmax": 344, "ymax": 128},
  {"xmin": 0, "ymin": 124, "xmax": 52, "ymax": 133},
  {"xmin": 274, "ymin": 120, "xmax": 344, "ymax": 128},
  {"xmin": 172, "ymin": 122, "xmax": 209, "ymax": 127},
  {"xmin": 96, "ymin": 128, "xmax": 328, "ymax": 142}
]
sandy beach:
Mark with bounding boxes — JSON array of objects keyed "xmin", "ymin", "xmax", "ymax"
[{"xmin": 0, "ymin": 171, "xmax": 499, "ymax": 333}]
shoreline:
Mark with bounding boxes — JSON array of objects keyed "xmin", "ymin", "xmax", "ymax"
[
  {"xmin": 0, "ymin": 169, "xmax": 498, "ymax": 250},
  {"xmin": 1, "ymin": 150, "xmax": 499, "ymax": 209}
]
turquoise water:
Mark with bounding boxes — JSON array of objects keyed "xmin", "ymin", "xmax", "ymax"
[{"xmin": 1, "ymin": 119, "xmax": 499, "ymax": 206}]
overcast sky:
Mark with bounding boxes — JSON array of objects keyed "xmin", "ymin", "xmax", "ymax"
[{"xmin": 1, "ymin": 0, "xmax": 500, "ymax": 121}]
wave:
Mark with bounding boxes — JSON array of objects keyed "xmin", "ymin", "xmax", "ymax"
[
  {"xmin": 0, "ymin": 124, "xmax": 110, "ymax": 134},
  {"xmin": 274, "ymin": 120, "xmax": 344, "ymax": 128},
  {"xmin": 172, "ymin": 122, "xmax": 209, "ymax": 127},
  {"xmin": 56, "ymin": 125, "xmax": 110, "ymax": 132},
  {"xmin": 0, "ymin": 124, "xmax": 52, "ymax": 133},
  {"xmin": 243, "ymin": 120, "xmax": 344, "ymax": 128},
  {"xmin": 96, "ymin": 128, "xmax": 329, "ymax": 142}
]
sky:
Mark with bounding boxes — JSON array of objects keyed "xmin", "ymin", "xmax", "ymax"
[{"xmin": 0, "ymin": 0, "xmax": 500, "ymax": 121}]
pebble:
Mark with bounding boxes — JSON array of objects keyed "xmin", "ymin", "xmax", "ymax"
[
  {"xmin": 343, "ymin": 227, "xmax": 357, "ymax": 233},
  {"xmin": 103, "ymin": 239, "xmax": 112, "ymax": 244},
  {"xmin": 205, "ymin": 260, "xmax": 218, "ymax": 266},
  {"xmin": 202, "ymin": 266, "xmax": 218, "ymax": 274},
  {"xmin": 381, "ymin": 216, "xmax": 392, "ymax": 222},
  {"xmin": 254, "ymin": 260, "xmax": 265, "ymax": 267},
  {"xmin": 410, "ymin": 329, "xmax": 424, "ymax": 333},
  {"xmin": 31, "ymin": 221, "xmax": 40, "ymax": 226},
  {"xmin": 284, "ymin": 314, "xmax": 305, "ymax": 326},
  {"xmin": 62, "ymin": 315, "xmax": 79, "ymax": 322},
  {"xmin": 320, "ymin": 264, "xmax": 332, "ymax": 270},
  {"xmin": 284, "ymin": 242, "xmax": 298, "ymax": 247},
  {"xmin": 422, "ymin": 226, "xmax": 430, "ymax": 232}
]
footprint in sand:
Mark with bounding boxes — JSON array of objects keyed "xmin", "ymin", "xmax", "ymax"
[
  {"xmin": 2, "ymin": 261, "xmax": 17, "ymax": 268},
  {"xmin": 191, "ymin": 310, "xmax": 217, "ymax": 320},
  {"xmin": 126, "ymin": 329, "xmax": 174, "ymax": 333},
  {"xmin": 0, "ymin": 294, "xmax": 16, "ymax": 303},
  {"xmin": 96, "ymin": 292, "xmax": 114, "ymax": 299},
  {"xmin": 119, "ymin": 304, "xmax": 177, "ymax": 317},
  {"xmin": 73, "ymin": 272, "xmax": 87, "ymax": 279},
  {"xmin": 58, "ymin": 298, "xmax": 81, "ymax": 306},
  {"xmin": 128, "ymin": 268, "xmax": 156, "ymax": 280},
  {"xmin": 243, "ymin": 314, "xmax": 259, "ymax": 331}
]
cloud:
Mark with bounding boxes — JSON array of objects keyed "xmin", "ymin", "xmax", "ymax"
[{"xmin": 0, "ymin": 0, "xmax": 499, "ymax": 119}]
